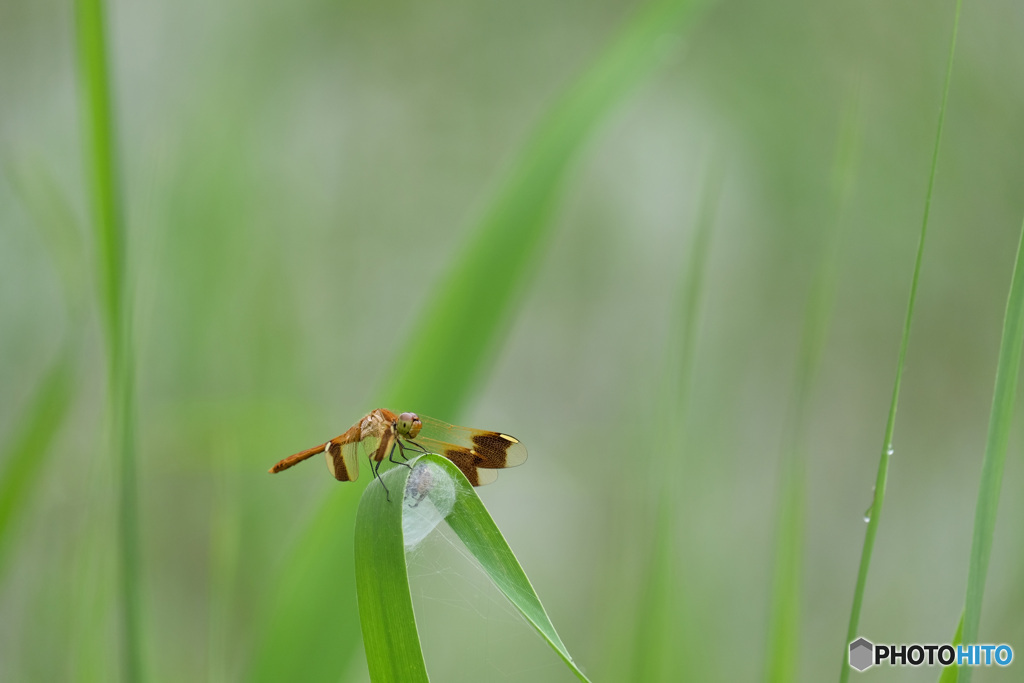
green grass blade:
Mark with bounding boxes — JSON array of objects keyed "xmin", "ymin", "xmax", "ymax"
[
  {"xmin": 355, "ymin": 465, "xmax": 429, "ymax": 683},
  {"xmin": 75, "ymin": 0, "xmax": 122, "ymax": 334},
  {"xmin": 0, "ymin": 162, "xmax": 86, "ymax": 586},
  {"xmin": 764, "ymin": 87, "xmax": 860, "ymax": 683},
  {"xmin": 354, "ymin": 456, "xmax": 589, "ymax": 679},
  {"xmin": 250, "ymin": 1, "xmax": 707, "ymax": 680},
  {"xmin": 74, "ymin": 0, "xmax": 142, "ymax": 680},
  {"xmin": 356, "ymin": 456, "xmax": 590, "ymax": 681},
  {"xmin": 937, "ymin": 611, "xmax": 964, "ymax": 683},
  {"xmin": 955, "ymin": 218, "xmax": 1024, "ymax": 683},
  {"xmin": 439, "ymin": 458, "xmax": 590, "ymax": 682},
  {"xmin": 628, "ymin": 497, "xmax": 678, "ymax": 681},
  {"xmin": 383, "ymin": 0, "xmax": 710, "ymax": 418},
  {"xmin": 247, "ymin": 498, "xmax": 362, "ymax": 683},
  {"xmin": 670, "ymin": 157, "xmax": 724, "ymax": 438},
  {"xmin": 0, "ymin": 350, "xmax": 76, "ymax": 581},
  {"xmin": 765, "ymin": 479, "xmax": 804, "ymax": 683},
  {"xmin": 840, "ymin": 4, "xmax": 961, "ymax": 679}
]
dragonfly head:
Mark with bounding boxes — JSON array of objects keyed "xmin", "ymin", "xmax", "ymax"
[{"xmin": 396, "ymin": 412, "xmax": 422, "ymax": 439}]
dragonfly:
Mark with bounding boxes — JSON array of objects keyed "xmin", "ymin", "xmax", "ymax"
[{"xmin": 268, "ymin": 409, "xmax": 527, "ymax": 500}]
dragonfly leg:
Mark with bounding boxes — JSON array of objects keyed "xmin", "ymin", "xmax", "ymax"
[
  {"xmin": 393, "ymin": 440, "xmax": 410, "ymax": 461},
  {"xmin": 389, "ymin": 440, "xmax": 413, "ymax": 469},
  {"xmin": 372, "ymin": 454, "xmax": 391, "ymax": 502},
  {"xmin": 405, "ymin": 439, "xmax": 430, "ymax": 454}
]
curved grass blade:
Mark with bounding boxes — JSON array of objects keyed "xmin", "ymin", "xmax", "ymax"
[
  {"xmin": 439, "ymin": 455, "xmax": 590, "ymax": 682},
  {"xmin": 0, "ymin": 349, "xmax": 76, "ymax": 582},
  {"xmin": 356, "ymin": 455, "xmax": 590, "ymax": 682},
  {"xmin": 954, "ymin": 218, "xmax": 1024, "ymax": 683},
  {"xmin": 0, "ymin": 162, "xmax": 86, "ymax": 586},
  {"xmin": 74, "ymin": 0, "xmax": 142, "ymax": 679},
  {"xmin": 250, "ymin": 1, "xmax": 708, "ymax": 680},
  {"xmin": 840, "ymin": 3, "xmax": 961, "ymax": 678},
  {"xmin": 384, "ymin": 0, "xmax": 710, "ymax": 419},
  {"xmin": 247, "ymin": 493, "xmax": 363, "ymax": 683}
]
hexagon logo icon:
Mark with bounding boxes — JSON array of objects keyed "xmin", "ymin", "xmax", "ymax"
[{"xmin": 849, "ymin": 637, "xmax": 874, "ymax": 671}]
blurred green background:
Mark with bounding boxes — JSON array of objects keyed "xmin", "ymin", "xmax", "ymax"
[{"xmin": 2, "ymin": 0, "xmax": 1024, "ymax": 680}]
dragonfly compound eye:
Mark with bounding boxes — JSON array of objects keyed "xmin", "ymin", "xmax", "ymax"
[{"xmin": 398, "ymin": 412, "xmax": 422, "ymax": 438}]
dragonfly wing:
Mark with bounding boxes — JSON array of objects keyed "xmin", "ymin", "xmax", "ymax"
[
  {"xmin": 474, "ymin": 467, "xmax": 499, "ymax": 486},
  {"xmin": 416, "ymin": 415, "xmax": 527, "ymax": 469},
  {"xmin": 324, "ymin": 424, "xmax": 362, "ymax": 481}
]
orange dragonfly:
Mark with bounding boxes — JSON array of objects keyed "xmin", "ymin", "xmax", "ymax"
[{"xmin": 268, "ymin": 409, "xmax": 527, "ymax": 500}]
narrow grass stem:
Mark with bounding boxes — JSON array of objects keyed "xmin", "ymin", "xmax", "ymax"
[
  {"xmin": 839, "ymin": 2, "xmax": 961, "ymax": 680},
  {"xmin": 955, "ymin": 218, "xmax": 1024, "ymax": 683},
  {"xmin": 74, "ymin": 0, "xmax": 142, "ymax": 679}
]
